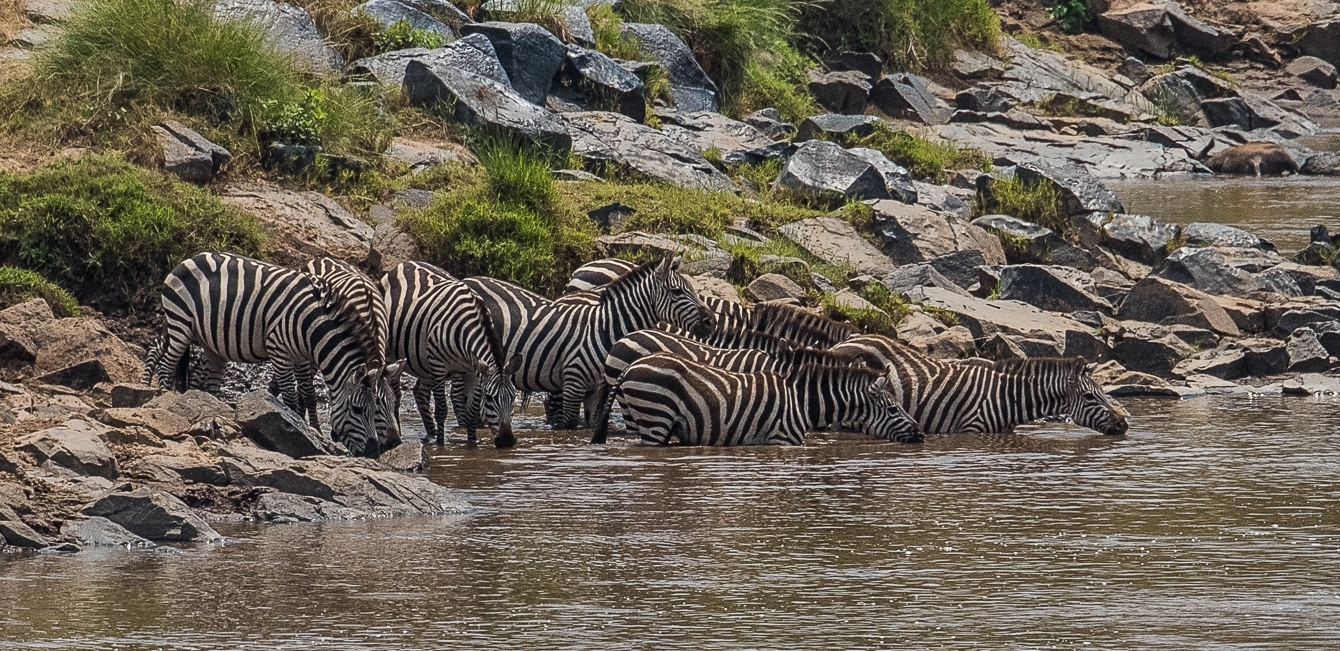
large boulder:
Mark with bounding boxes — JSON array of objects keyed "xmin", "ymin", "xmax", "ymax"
[
  {"xmin": 1153, "ymin": 246, "xmax": 1262, "ymax": 296},
  {"xmin": 219, "ymin": 189, "xmax": 374, "ymax": 268},
  {"xmin": 846, "ymin": 148, "xmax": 917, "ymax": 203},
  {"xmin": 970, "ymin": 214, "xmax": 1095, "ymax": 269},
  {"xmin": 1112, "ymin": 326, "xmax": 1195, "ymax": 377},
  {"xmin": 556, "ymin": 45, "xmax": 646, "ymax": 121},
  {"xmin": 1286, "ymin": 327, "xmax": 1332, "ymax": 372},
  {"xmin": 1303, "ymin": 152, "xmax": 1340, "ymax": 176},
  {"xmin": 1201, "ymin": 96, "xmax": 1317, "ymax": 138},
  {"xmin": 226, "ymin": 454, "xmax": 469, "ymax": 515},
  {"xmin": 60, "ymin": 516, "xmax": 153, "ymax": 547},
  {"xmin": 744, "ymin": 108, "xmax": 796, "ymax": 140},
  {"xmin": 81, "ymin": 485, "xmax": 222, "ymax": 542},
  {"xmin": 234, "ymin": 391, "xmax": 341, "ymax": 458},
  {"xmin": 795, "ymin": 114, "xmax": 883, "ymax": 142},
  {"xmin": 997, "ymin": 265, "xmax": 1112, "ymax": 314},
  {"xmin": 214, "ymin": 0, "xmax": 341, "ymax": 73},
  {"xmin": 873, "ymin": 200, "xmax": 1004, "ymax": 266},
  {"xmin": 349, "ymin": 33, "xmax": 505, "ymax": 87},
  {"xmin": 928, "ymin": 249, "xmax": 989, "ymax": 290},
  {"xmin": 563, "ymin": 111, "xmax": 733, "ymax": 191},
  {"xmin": 460, "ymin": 21, "xmax": 566, "ymax": 105},
  {"xmin": 152, "ymin": 121, "xmax": 231, "ymax": 183},
  {"xmin": 902, "ymin": 285, "xmax": 1101, "ymax": 357},
  {"xmin": 1182, "ymin": 222, "xmax": 1273, "ymax": 250},
  {"xmin": 29, "ymin": 317, "xmax": 144, "ymax": 385},
  {"xmin": 1116, "ymin": 276, "xmax": 1240, "ymax": 336},
  {"xmin": 656, "ymin": 109, "xmax": 790, "ymax": 165},
  {"xmin": 18, "ymin": 419, "xmax": 118, "ymax": 479},
  {"xmin": 1294, "ymin": 21, "xmax": 1340, "ymax": 69},
  {"xmin": 1099, "ymin": 213, "xmax": 1179, "ymax": 265},
  {"xmin": 808, "ymin": 69, "xmax": 871, "ymax": 115},
  {"xmin": 883, "ymin": 264, "xmax": 970, "ymax": 297},
  {"xmin": 354, "ymin": 0, "xmax": 455, "ymax": 41},
  {"xmin": 994, "ymin": 36, "xmax": 1155, "ymax": 120},
  {"xmin": 778, "ymin": 217, "xmax": 897, "ymax": 276},
  {"xmin": 621, "ymin": 23, "xmax": 718, "ymax": 112},
  {"xmin": 1015, "ymin": 162, "xmax": 1123, "ymax": 216},
  {"xmin": 870, "ymin": 73, "xmax": 950, "ymax": 125},
  {"xmin": 1098, "ymin": 3, "xmax": 1176, "ymax": 59},
  {"xmin": 1136, "ymin": 67, "xmax": 1236, "ymax": 127},
  {"xmin": 774, "ymin": 140, "xmax": 895, "ymax": 203},
  {"xmin": 404, "ymin": 57, "xmax": 572, "ymax": 150},
  {"xmin": 1287, "ymin": 56, "xmax": 1338, "ymax": 90},
  {"xmin": 745, "ymin": 274, "xmax": 806, "ymax": 303},
  {"xmin": 1161, "ymin": 2, "xmax": 1236, "ymax": 57}
]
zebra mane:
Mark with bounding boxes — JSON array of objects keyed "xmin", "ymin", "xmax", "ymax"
[
  {"xmin": 469, "ymin": 290, "xmax": 510, "ymax": 373},
  {"xmin": 751, "ymin": 302, "xmax": 858, "ymax": 346},
  {"xmin": 310, "ymin": 271, "xmax": 383, "ymax": 370},
  {"xmin": 989, "ymin": 357, "xmax": 1088, "ymax": 377},
  {"xmin": 774, "ymin": 344, "xmax": 861, "ymax": 368},
  {"xmin": 597, "ymin": 258, "xmax": 662, "ymax": 303}
]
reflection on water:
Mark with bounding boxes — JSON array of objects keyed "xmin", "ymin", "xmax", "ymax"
[
  {"xmin": 2, "ymin": 397, "xmax": 1339, "ymax": 649},
  {"xmin": 1110, "ymin": 176, "xmax": 1340, "ymax": 252}
]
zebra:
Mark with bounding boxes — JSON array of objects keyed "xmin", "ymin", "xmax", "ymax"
[
  {"xmin": 146, "ymin": 252, "xmax": 394, "ymax": 457},
  {"xmin": 828, "ymin": 334, "xmax": 1131, "ymax": 435},
  {"xmin": 269, "ymin": 257, "xmax": 404, "ymax": 451},
  {"xmin": 383, "ymin": 261, "xmax": 522, "ymax": 448},
  {"xmin": 564, "ymin": 258, "xmax": 637, "ymax": 294},
  {"xmin": 464, "ymin": 256, "xmax": 713, "ymax": 430},
  {"xmin": 591, "ymin": 328, "xmax": 864, "ymax": 443},
  {"xmin": 612, "ymin": 352, "xmax": 922, "ymax": 446}
]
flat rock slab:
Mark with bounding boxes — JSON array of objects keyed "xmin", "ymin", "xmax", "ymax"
[
  {"xmin": 220, "ymin": 189, "xmax": 374, "ymax": 268},
  {"xmin": 81, "ymin": 486, "xmax": 222, "ymax": 543},
  {"xmin": 902, "ymin": 285, "xmax": 1096, "ymax": 355},
  {"xmin": 927, "ymin": 122, "xmax": 1200, "ymax": 179},
  {"xmin": 873, "ymin": 200, "xmax": 1005, "ymax": 266},
  {"xmin": 18, "ymin": 419, "xmax": 119, "ymax": 480},
  {"xmin": 655, "ymin": 109, "xmax": 789, "ymax": 165},
  {"xmin": 563, "ymin": 111, "xmax": 733, "ymax": 192},
  {"xmin": 778, "ymin": 217, "xmax": 896, "ymax": 276},
  {"xmin": 60, "ymin": 516, "xmax": 154, "ymax": 547}
]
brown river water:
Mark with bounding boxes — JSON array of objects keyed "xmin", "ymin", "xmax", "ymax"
[{"xmin": 2, "ymin": 395, "xmax": 1338, "ymax": 649}]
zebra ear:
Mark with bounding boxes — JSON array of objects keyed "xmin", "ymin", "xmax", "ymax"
[
  {"xmin": 383, "ymin": 359, "xmax": 405, "ymax": 385},
  {"xmin": 868, "ymin": 375, "xmax": 889, "ymax": 394},
  {"xmin": 504, "ymin": 353, "xmax": 523, "ymax": 375},
  {"xmin": 668, "ymin": 256, "xmax": 683, "ymax": 272},
  {"xmin": 361, "ymin": 363, "xmax": 377, "ymax": 387},
  {"xmin": 1083, "ymin": 361, "xmax": 1097, "ymax": 374}
]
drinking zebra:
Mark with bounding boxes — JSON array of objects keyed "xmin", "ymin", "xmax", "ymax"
[
  {"xmin": 829, "ymin": 334, "xmax": 1130, "ymax": 435},
  {"xmin": 464, "ymin": 257, "xmax": 713, "ymax": 430},
  {"xmin": 146, "ymin": 252, "xmax": 395, "ymax": 457},
  {"xmin": 591, "ymin": 328, "xmax": 864, "ymax": 443},
  {"xmin": 383, "ymin": 261, "xmax": 522, "ymax": 447},
  {"xmin": 612, "ymin": 353, "xmax": 922, "ymax": 445}
]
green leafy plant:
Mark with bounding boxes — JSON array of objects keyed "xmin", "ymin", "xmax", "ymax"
[
  {"xmin": 1046, "ymin": 0, "xmax": 1092, "ymax": 35},
  {"xmin": 372, "ymin": 18, "xmax": 447, "ymax": 52},
  {"xmin": 260, "ymin": 87, "xmax": 329, "ymax": 145},
  {"xmin": 0, "ymin": 266, "xmax": 80, "ymax": 317}
]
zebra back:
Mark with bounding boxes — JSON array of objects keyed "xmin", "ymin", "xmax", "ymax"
[
  {"xmin": 698, "ymin": 296, "xmax": 857, "ymax": 349},
  {"xmin": 565, "ymin": 258, "xmax": 637, "ymax": 293},
  {"xmin": 306, "ymin": 257, "xmax": 388, "ymax": 368},
  {"xmin": 660, "ymin": 323, "xmax": 795, "ymax": 355}
]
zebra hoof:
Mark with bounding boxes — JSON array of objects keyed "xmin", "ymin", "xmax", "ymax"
[{"xmin": 494, "ymin": 432, "xmax": 516, "ymax": 449}]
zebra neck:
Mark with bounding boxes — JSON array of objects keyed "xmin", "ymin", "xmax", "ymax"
[
  {"xmin": 979, "ymin": 367, "xmax": 1071, "ymax": 431},
  {"xmin": 595, "ymin": 288, "xmax": 660, "ymax": 343},
  {"xmin": 788, "ymin": 366, "xmax": 861, "ymax": 431}
]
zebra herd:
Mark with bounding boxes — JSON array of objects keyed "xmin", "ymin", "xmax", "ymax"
[{"xmin": 143, "ymin": 252, "xmax": 1130, "ymax": 457}]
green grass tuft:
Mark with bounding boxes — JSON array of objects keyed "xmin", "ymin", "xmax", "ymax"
[
  {"xmin": 0, "ymin": 155, "xmax": 266, "ymax": 312},
  {"xmin": 849, "ymin": 123, "xmax": 989, "ymax": 183},
  {"xmin": 973, "ymin": 175, "xmax": 1065, "ymax": 233},
  {"xmin": 0, "ymin": 266, "xmax": 79, "ymax": 317},
  {"xmin": 798, "ymin": 0, "xmax": 1000, "ymax": 72},
  {"xmin": 372, "ymin": 18, "xmax": 448, "ymax": 52}
]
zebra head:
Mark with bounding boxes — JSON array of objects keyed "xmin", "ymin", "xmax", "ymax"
[
  {"xmin": 649, "ymin": 256, "xmax": 714, "ymax": 334},
  {"xmin": 1068, "ymin": 362, "xmax": 1130, "ymax": 436},
  {"xmin": 373, "ymin": 360, "xmax": 405, "ymax": 452},
  {"xmin": 480, "ymin": 354, "xmax": 522, "ymax": 448},
  {"xmin": 858, "ymin": 376, "xmax": 923, "ymax": 443},
  {"xmin": 329, "ymin": 364, "xmax": 387, "ymax": 458}
]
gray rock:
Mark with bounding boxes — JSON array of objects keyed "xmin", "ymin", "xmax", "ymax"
[
  {"xmin": 110, "ymin": 384, "xmax": 162, "ymax": 409},
  {"xmin": 1161, "ymin": 2, "xmax": 1236, "ymax": 57},
  {"xmin": 883, "ymin": 264, "xmax": 969, "ymax": 297},
  {"xmin": 0, "ymin": 324, "xmax": 37, "ymax": 369},
  {"xmin": 1014, "ymin": 161, "xmax": 1123, "ymax": 216},
  {"xmin": 902, "ymin": 285, "xmax": 1100, "ymax": 357},
  {"xmin": 1314, "ymin": 321, "xmax": 1340, "ymax": 357},
  {"xmin": 1098, "ymin": 3, "xmax": 1176, "ymax": 59},
  {"xmin": 404, "ymin": 58, "xmax": 572, "ymax": 151},
  {"xmin": 1101, "ymin": 213, "xmax": 1178, "ymax": 265},
  {"xmin": 1287, "ymin": 56, "xmax": 1338, "ymax": 90},
  {"xmin": 233, "ymin": 455, "xmax": 469, "ymax": 515},
  {"xmin": 778, "ymin": 216, "xmax": 897, "ymax": 276},
  {"xmin": 952, "ymin": 49, "xmax": 1006, "ymax": 80},
  {"xmin": 0, "ymin": 518, "xmax": 49, "ymax": 548},
  {"xmin": 1137, "ymin": 67, "xmax": 1236, "ymax": 127},
  {"xmin": 846, "ymin": 148, "xmax": 916, "ymax": 203},
  {"xmin": 978, "ymin": 333, "xmax": 1027, "ymax": 360},
  {"xmin": 746, "ymin": 274, "xmax": 806, "ymax": 303},
  {"xmin": 1154, "ymin": 246, "xmax": 1261, "ymax": 296},
  {"xmin": 563, "ymin": 111, "xmax": 732, "ymax": 191},
  {"xmin": 997, "ymin": 265, "xmax": 1112, "ymax": 314},
  {"xmin": 219, "ymin": 189, "xmax": 376, "ymax": 269},
  {"xmin": 1182, "ymin": 222, "xmax": 1272, "ymax": 250},
  {"xmin": 1287, "ymin": 327, "xmax": 1331, "ymax": 372},
  {"xmin": 82, "ymin": 486, "xmax": 222, "ymax": 543},
  {"xmin": 25, "ymin": 0, "xmax": 73, "ymax": 22},
  {"xmin": 743, "ymin": 108, "xmax": 796, "ymax": 140},
  {"xmin": 907, "ymin": 326, "xmax": 978, "ymax": 360},
  {"xmin": 911, "ymin": 181, "xmax": 972, "ymax": 219},
  {"xmin": 955, "ymin": 87, "xmax": 1015, "ymax": 113},
  {"xmin": 234, "ymin": 391, "xmax": 340, "ymax": 459},
  {"xmin": 808, "ymin": 69, "xmax": 871, "ymax": 115},
  {"xmin": 656, "ymin": 109, "xmax": 790, "ymax": 165},
  {"xmin": 151, "ymin": 121, "xmax": 231, "ymax": 183},
  {"xmin": 1202, "ymin": 95, "xmax": 1317, "ymax": 137},
  {"xmin": 355, "ymin": 0, "xmax": 455, "ymax": 41},
  {"xmin": 1112, "ymin": 330, "xmax": 1195, "ymax": 377},
  {"xmin": 1173, "ymin": 343, "xmax": 1247, "ymax": 379},
  {"xmin": 349, "ymin": 33, "xmax": 505, "ymax": 86},
  {"xmin": 557, "ymin": 45, "xmax": 646, "ymax": 121},
  {"xmin": 215, "ymin": 0, "xmax": 341, "ymax": 73},
  {"xmin": 385, "ymin": 137, "xmax": 475, "ymax": 171},
  {"xmin": 460, "ymin": 21, "xmax": 567, "ymax": 105},
  {"xmin": 1241, "ymin": 338, "xmax": 1290, "ymax": 377},
  {"xmin": 826, "ymin": 51, "xmax": 883, "ymax": 82},
  {"xmin": 871, "ymin": 73, "xmax": 949, "ymax": 125},
  {"xmin": 950, "ymin": 109, "xmax": 1055, "ymax": 131},
  {"xmin": 60, "ymin": 516, "xmax": 153, "ymax": 547},
  {"xmin": 1257, "ymin": 268, "xmax": 1303, "ymax": 298},
  {"xmin": 142, "ymin": 389, "xmax": 235, "ymax": 423},
  {"xmin": 19, "ymin": 420, "xmax": 118, "ymax": 479},
  {"xmin": 795, "ymin": 114, "xmax": 882, "ymax": 142},
  {"xmin": 1294, "ymin": 21, "xmax": 1340, "ymax": 69},
  {"xmin": 874, "ymin": 201, "xmax": 1005, "ymax": 266},
  {"xmin": 1168, "ymin": 324, "xmax": 1220, "ymax": 350},
  {"xmin": 379, "ymin": 439, "xmax": 426, "ymax": 472},
  {"xmin": 928, "ymin": 249, "xmax": 988, "ymax": 290},
  {"xmin": 38, "ymin": 359, "xmax": 111, "ymax": 391},
  {"xmin": 252, "ymin": 491, "xmax": 369, "ymax": 523},
  {"xmin": 1274, "ymin": 309, "xmax": 1340, "ymax": 337},
  {"xmin": 1116, "ymin": 276, "xmax": 1241, "ymax": 336},
  {"xmin": 1119, "ymin": 56, "xmax": 1152, "ymax": 84},
  {"xmin": 1302, "ymin": 153, "xmax": 1340, "ymax": 176},
  {"xmin": 621, "ymin": 23, "xmax": 718, "ymax": 112},
  {"xmin": 774, "ymin": 140, "xmax": 891, "ymax": 203},
  {"xmin": 969, "ymin": 213, "xmax": 1092, "ymax": 268},
  {"xmin": 1280, "ymin": 372, "xmax": 1340, "ymax": 396}
]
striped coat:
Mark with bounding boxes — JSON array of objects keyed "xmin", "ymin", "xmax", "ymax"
[
  {"xmin": 465, "ymin": 257, "xmax": 712, "ymax": 429},
  {"xmin": 613, "ymin": 353, "xmax": 922, "ymax": 445},
  {"xmin": 149, "ymin": 252, "xmax": 388, "ymax": 457},
  {"xmin": 383, "ymin": 261, "xmax": 521, "ymax": 447},
  {"xmin": 829, "ymin": 334, "xmax": 1131, "ymax": 435}
]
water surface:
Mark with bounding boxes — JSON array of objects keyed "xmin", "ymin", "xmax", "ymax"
[{"xmin": 2, "ymin": 396, "xmax": 1338, "ymax": 649}]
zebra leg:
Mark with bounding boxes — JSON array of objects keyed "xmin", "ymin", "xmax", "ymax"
[
  {"xmin": 434, "ymin": 382, "xmax": 451, "ymax": 445},
  {"xmin": 155, "ymin": 333, "xmax": 193, "ymax": 393},
  {"xmin": 449, "ymin": 381, "xmax": 478, "ymax": 445},
  {"xmin": 589, "ymin": 383, "xmax": 615, "ymax": 444},
  {"xmin": 411, "ymin": 380, "xmax": 438, "ymax": 444},
  {"xmin": 543, "ymin": 393, "xmax": 562, "ymax": 425},
  {"xmin": 198, "ymin": 349, "xmax": 229, "ymax": 396},
  {"xmin": 270, "ymin": 356, "xmax": 303, "ymax": 419},
  {"xmin": 294, "ymin": 363, "xmax": 321, "ymax": 428},
  {"xmin": 554, "ymin": 366, "xmax": 589, "ymax": 430}
]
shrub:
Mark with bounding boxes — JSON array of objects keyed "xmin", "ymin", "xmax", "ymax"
[
  {"xmin": 0, "ymin": 155, "xmax": 265, "ymax": 312},
  {"xmin": 0, "ymin": 266, "xmax": 79, "ymax": 317},
  {"xmin": 849, "ymin": 124, "xmax": 989, "ymax": 183},
  {"xmin": 798, "ymin": 0, "xmax": 1000, "ymax": 71},
  {"xmin": 1046, "ymin": 0, "xmax": 1092, "ymax": 35},
  {"xmin": 372, "ymin": 18, "xmax": 447, "ymax": 52}
]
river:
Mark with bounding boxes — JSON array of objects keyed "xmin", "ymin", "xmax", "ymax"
[{"xmin": 2, "ymin": 396, "xmax": 1338, "ymax": 649}]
